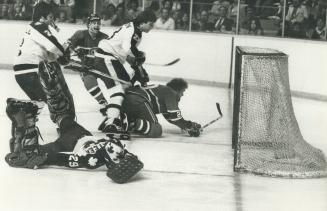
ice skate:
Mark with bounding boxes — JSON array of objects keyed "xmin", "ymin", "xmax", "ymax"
[{"xmin": 102, "ymin": 118, "xmax": 130, "ymax": 140}]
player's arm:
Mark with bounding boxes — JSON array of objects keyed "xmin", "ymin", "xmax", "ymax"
[
  {"xmin": 67, "ymin": 30, "xmax": 84, "ymax": 50},
  {"xmin": 164, "ymin": 112, "xmax": 201, "ymax": 137},
  {"xmin": 162, "ymin": 91, "xmax": 201, "ymax": 136},
  {"xmin": 30, "ymin": 23, "xmax": 70, "ymax": 64},
  {"xmin": 44, "ymin": 151, "xmax": 106, "ymax": 169}
]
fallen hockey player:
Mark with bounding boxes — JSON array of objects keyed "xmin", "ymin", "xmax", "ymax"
[
  {"xmin": 99, "ymin": 78, "xmax": 202, "ymax": 138},
  {"xmin": 4, "ymin": 60, "xmax": 143, "ymax": 184}
]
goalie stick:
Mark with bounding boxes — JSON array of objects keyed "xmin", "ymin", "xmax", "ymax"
[
  {"xmin": 201, "ymin": 103, "xmax": 223, "ymax": 131},
  {"xmin": 65, "ymin": 60, "xmax": 132, "ymax": 86},
  {"xmin": 145, "ymin": 58, "xmax": 180, "ymax": 67}
]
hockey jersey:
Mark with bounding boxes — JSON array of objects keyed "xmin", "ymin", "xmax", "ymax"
[
  {"xmin": 14, "ymin": 22, "xmax": 65, "ymax": 75},
  {"xmin": 68, "ymin": 30, "xmax": 108, "ymax": 49},
  {"xmin": 98, "ymin": 22, "xmax": 143, "ymax": 64},
  {"xmin": 45, "ymin": 136, "xmax": 124, "ymax": 169},
  {"xmin": 126, "ymin": 85, "xmax": 192, "ymax": 129}
]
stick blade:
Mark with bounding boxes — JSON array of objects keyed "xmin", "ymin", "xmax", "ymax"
[
  {"xmin": 216, "ymin": 103, "xmax": 223, "ymax": 116},
  {"xmin": 165, "ymin": 58, "xmax": 180, "ymax": 66}
]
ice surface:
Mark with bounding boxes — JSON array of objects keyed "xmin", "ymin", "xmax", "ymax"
[{"xmin": 0, "ymin": 70, "xmax": 326, "ymax": 211}]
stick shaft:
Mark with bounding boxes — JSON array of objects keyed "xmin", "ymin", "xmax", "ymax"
[
  {"xmin": 145, "ymin": 58, "xmax": 180, "ymax": 66},
  {"xmin": 201, "ymin": 116, "xmax": 222, "ymax": 130},
  {"xmin": 67, "ymin": 60, "xmax": 131, "ymax": 85},
  {"xmin": 201, "ymin": 103, "xmax": 223, "ymax": 130}
]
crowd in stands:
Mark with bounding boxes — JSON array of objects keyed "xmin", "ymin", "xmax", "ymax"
[{"xmin": 0, "ymin": 0, "xmax": 326, "ymax": 41}]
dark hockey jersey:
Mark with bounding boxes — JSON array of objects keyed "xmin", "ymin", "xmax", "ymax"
[
  {"xmin": 68, "ymin": 30, "xmax": 108, "ymax": 49},
  {"xmin": 126, "ymin": 85, "xmax": 192, "ymax": 129},
  {"xmin": 45, "ymin": 136, "xmax": 123, "ymax": 169}
]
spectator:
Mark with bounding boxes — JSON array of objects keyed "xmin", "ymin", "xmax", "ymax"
[
  {"xmin": 154, "ymin": 7, "xmax": 175, "ymax": 30},
  {"xmin": 310, "ymin": 0, "xmax": 326, "ymax": 21},
  {"xmin": 214, "ymin": 6, "xmax": 234, "ymax": 33},
  {"xmin": 211, "ymin": 0, "xmax": 222, "ymax": 15},
  {"xmin": 111, "ymin": 2, "xmax": 127, "ymax": 26},
  {"xmin": 171, "ymin": 0, "xmax": 181, "ymax": 12},
  {"xmin": 246, "ymin": 17, "xmax": 264, "ymax": 35},
  {"xmin": 13, "ymin": 3, "xmax": 26, "ymax": 20},
  {"xmin": 172, "ymin": 6, "xmax": 182, "ymax": 23},
  {"xmin": 147, "ymin": 0, "xmax": 160, "ymax": 16},
  {"xmin": 1, "ymin": 2, "xmax": 10, "ymax": 19},
  {"xmin": 57, "ymin": 9, "xmax": 66, "ymax": 22},
  {"xmin": 102, "ymin": 0, "xmax": 123, "ymax": 8},
  {"xmin": 175, "ymin": 12, "xmax": 189, "ymax": 30},
  {"xmin": 126, "ymin": 0, "xmax": 141, "ymax": 22},
  {"xmin": 193, "ymin": 10, "xmax": 214, "ymax": 32},
  {"xmin": 311, "ymin": 17, "xmax": 326, "ymax": 40},
  {"xmin": 285, "ymin": 0, "xmax": 308, "ymax": 38},
  {"xmin": 241, "ymin": 5, "xmax": 256, "ymax": 30},
  {"xmin": 162, "ymin": 0, "xmax": 172, "ymax": 11},
  {"xmin": 101, "ymin": 3, "xmax": 116, "ymax": 26},
  {"xmin": 53, "ymin": 0, "xmax": 75, "ymax": 23}
]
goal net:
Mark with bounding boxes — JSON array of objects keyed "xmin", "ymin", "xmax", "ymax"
[{"xmin": 232, "ymin": 46, "xmax": 327, "ymax": 178}]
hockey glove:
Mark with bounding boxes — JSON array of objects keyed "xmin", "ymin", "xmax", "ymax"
[
  {"xmin": 57, "ymin": 48, "xmax": 71, "ymax": 65},
  {"xmin": 131, "ymin": 65, "xmax": 149, "ymax": 87},
  {"xmin": 186, "ymin": 122, "xmax": 202, "ymax": 137},
  {"xmin": 135, "ymin": 51, "xmax": 146, "ymax": 66}
]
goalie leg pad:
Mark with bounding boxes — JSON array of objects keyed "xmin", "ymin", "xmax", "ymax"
[
  {"xmin": 6, "ymin": 98, "xmax": 44, "ymax": 153},
  {"xmin": 106, "ymin": 153, "xmax": 144, "ymax": 184},
  {"xmin": 38, "ymin": 61, "xmax": 75, "ymax": 126}
]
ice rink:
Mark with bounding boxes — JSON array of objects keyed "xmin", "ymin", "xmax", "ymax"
[{"xmin": 0, "ymin": 69, "xmax": 326, "ymax": 211}]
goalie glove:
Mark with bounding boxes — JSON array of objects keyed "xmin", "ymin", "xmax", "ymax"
[
  {"xmin": 131, "ymin": 65, "xmax": 149, "ymax": 87},
  {"xmin": 5, "ymin": 151, "xmax": 48, "ymax": 169},
  {"xmin": 186, "ymin": 121, "xmax": 201, "ymax": 137},
  {"xmin": 135, "ymin": 51, "xmax": 146, "ymax": 66}
]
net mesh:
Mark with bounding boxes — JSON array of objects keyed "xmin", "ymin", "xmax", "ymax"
[{"xmin": 233, "ymin": 46, "xmax": 327, "ymax": 178}]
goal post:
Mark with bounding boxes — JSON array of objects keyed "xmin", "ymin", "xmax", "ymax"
[{"xmin": 232, "ymin": 46, "xmax": 327, "ymax": 178}]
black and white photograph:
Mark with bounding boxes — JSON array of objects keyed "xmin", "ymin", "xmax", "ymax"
[{"xmin": 0, "ymin": 0, "xmax": 326, "ymax": 210}]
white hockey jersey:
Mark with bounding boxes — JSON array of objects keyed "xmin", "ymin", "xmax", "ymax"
[
  {"xmin": 98, "ymin": 22, "xmax": 143, "ymax": 64},
  {"xmin": 13, "ymin": 22, "xmax": 65, "ymax": 75}
]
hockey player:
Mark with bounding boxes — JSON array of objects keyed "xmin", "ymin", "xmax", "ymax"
[
  {"xmin": 88, "ymin": 9, "xmax": 157, "ymax": 139},
  {"xmin": 5, "ymin": 60, "xmax": 143, "ymax": 184},
  {"xmin": 13, "ymin": 2, "xmax": 70, "ymax": 102},
  {"xmin": 12, "ymin": 1, "xmax": 73, "ymax": 132},
  {"xmin": 99, "ymin": 78, "xmax": 202, "ymax": 137},
  {"xmin": 67, "ymin": 14, "xmax": 110, "ymax": 116}
]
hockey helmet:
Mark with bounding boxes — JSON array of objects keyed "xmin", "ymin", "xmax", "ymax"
[{"xmin": 87, "ymin": 14, "xmax": 101, "ymax": 26}]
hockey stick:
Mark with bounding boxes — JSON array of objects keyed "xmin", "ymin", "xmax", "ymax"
[
  {"xmin": 65, "ymin": 60, "xmax": 132, "ymax": 86},
  {"xmin": 145, "ymin": 58, "xmax": 180, "ymax": 67},
  {"xmin": 201, "ymin": 103, "xmax": 223, "ymax": 131},
  {"xmin": 72, "ymin": 46, "xmax": 180, "ymax": 67}
]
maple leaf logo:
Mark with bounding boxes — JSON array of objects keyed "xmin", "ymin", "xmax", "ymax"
[{"xmin": 88, "ymin": 157, "xmax": 98, "ymax": 166}]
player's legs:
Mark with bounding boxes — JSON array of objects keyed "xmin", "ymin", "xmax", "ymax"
[
  {"xmin": 122, "ymin": 94, "xmax": 162, "ymax": 138},
  {"xmin": 37, "ymin": 61, "xmax": 91, "ymax": 153},
  {"xmin": 15, "ymin": 72, "xmax": 47, "ymax": 102},
  {"xmin": 80, "ymin": 72, "xmax": 109, "ymax": 116},
  {"xmin": 94, "ymin": 56, "xmax": 131, "ymax": 139}
]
